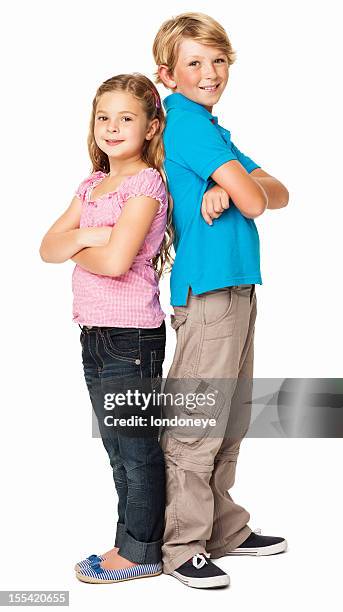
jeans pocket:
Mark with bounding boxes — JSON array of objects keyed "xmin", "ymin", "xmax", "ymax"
[{"xmin": 102, "ymin": 329, "xmax": 140, "ymax": 362}]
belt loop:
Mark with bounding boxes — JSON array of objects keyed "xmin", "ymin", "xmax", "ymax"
[{"xmin": 250, "ymin": 285, "xmax": 255, "ymax": 303}]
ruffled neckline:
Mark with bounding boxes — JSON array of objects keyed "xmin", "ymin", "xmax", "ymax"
[{"xmin": 88, "ymin": 167, "xmax": 159, "ymax": 202}]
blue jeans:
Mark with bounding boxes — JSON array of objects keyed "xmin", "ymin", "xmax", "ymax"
[{"xmin": 79, "ymin": 321, "xmax": 166, "ymax": 563}]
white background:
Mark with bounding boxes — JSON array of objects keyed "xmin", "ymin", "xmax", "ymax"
[{"xmin": 1, "ymin": 0, "xmax": 342, "ymax": 610}]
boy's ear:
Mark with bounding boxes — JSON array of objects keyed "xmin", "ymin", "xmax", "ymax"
[{"xmin": 158, "ymin": 65, "xmax": 177, "ymax": 90}]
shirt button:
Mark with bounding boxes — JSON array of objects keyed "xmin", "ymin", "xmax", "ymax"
[{"xmin": 135, "ymin": 359, "xmax": 141, "ymax": 365}]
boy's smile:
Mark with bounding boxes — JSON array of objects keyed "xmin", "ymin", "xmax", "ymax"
[{"xmin": 160, "ymin": 39, "xmax": 229, "ymax": 112}]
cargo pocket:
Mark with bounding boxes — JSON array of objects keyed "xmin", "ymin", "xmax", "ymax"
[{"xmin": 162, "ymin": 375, "xmax": 226, "ymax": 448}]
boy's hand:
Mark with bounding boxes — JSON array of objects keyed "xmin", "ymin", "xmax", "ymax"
[
  {"xmin": 201, "ymin": 185, "xmax": 230, "ymax": 225},
  {"xmin": 79, "ymin": 226, "xmax": 113, "ymax": 248}
]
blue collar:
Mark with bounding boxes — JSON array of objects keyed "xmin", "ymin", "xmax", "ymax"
[{"xmin": 163, "ymin": 92, "xmax": 219, "ymax": 125}]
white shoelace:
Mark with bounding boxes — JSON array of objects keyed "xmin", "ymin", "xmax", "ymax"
[
  {"xmin": 192, "ymin": 553, "xmax": 210, "ymax": 569},
  {"xmin": 191, "ymin": 534, "xmax": 262, "ymax": 569}
]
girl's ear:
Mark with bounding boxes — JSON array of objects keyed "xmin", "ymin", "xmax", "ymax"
[
  {"xmin": 145, "ymin": 118, "xmax": 160, "ymax": 141},
  {"xmin": 158, "ymin": 65, "xmax": 177, "ymax": 89}
]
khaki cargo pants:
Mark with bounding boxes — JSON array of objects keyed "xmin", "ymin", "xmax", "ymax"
[{"xmin": 160, "ymin": 285, "xmax": 257, "ymax": 574}]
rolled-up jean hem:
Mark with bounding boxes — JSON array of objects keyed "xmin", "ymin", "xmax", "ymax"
[
  {"xmin": 207, "ymin": 525, "xmax": 252, "ymax": 559},
  {"xmin": 162, "ymin": 544, "xmax": 207, "ymax": 575},
  {"xmin": 118, "ymin": 530, "xmax": 162, "ymax": 564},
  {"xmin": 114, "ymin": 522, "xmax": 126, "ymax": 549}
]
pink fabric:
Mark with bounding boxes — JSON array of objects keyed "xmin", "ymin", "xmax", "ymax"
[{"xmin": 72, "ymin": 167, "xmax": 168, "ymax": 328}]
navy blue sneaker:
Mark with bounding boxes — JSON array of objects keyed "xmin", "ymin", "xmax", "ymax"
[
  {"xmin": 171, "ymin": 554, "xmax": 230, "ymax": 589},
  {"xmin": 228, "ymin": 529, "xmax": 287, "ymax": 556}
]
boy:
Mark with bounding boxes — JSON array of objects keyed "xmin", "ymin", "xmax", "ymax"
[{"xmin": 153, "ymin": 12, "xmax": 289, "ymax": 588}]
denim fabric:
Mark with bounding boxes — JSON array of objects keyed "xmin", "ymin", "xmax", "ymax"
[{"xmin": 79, "ymin": 321, "xmax": 166, "ymax": 563}]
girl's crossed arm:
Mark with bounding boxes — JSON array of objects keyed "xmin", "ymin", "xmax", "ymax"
[
  {"xmin": 39, "ymin": 196, "xmax": 112, "ymax": 263},
  {"xmin": 71, "ymin": 196, "xmax": 160, "ymax": 277}
]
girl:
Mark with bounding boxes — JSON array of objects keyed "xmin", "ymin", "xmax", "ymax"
[{"xmin": 39, "ymin": 73, "xmax": 173, "ymax": 583}]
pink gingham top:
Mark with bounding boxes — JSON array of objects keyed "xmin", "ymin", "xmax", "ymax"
[{"xmin": 72, "ymin": 167, "xmax": 168, "ymax": 328}]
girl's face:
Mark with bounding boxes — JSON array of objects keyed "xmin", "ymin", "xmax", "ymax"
[
  {"xmin": 94, "ymin": 91, "xmax": 158, "ymax": 163},
  {"xmin": 171, "ymin": 38, "xmax": 229, "ymax": 112}
]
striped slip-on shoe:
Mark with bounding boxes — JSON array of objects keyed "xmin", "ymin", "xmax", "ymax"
[
  {"xmin": 74, "ymin": 554, "xmax": 104, "ymax": 572},
  {"xmin": 76, "ymin": 561, "xmax": 162, "ymax": 584}
]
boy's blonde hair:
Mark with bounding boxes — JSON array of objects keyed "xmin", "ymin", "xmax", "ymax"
[{"xmin": 153, "ymin": 12, "xmax": 236, "ymax": 85}]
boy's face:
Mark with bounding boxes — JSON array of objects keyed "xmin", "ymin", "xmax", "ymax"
[{"xmin": 167, "ymin": 38, "xmax": 229, "ymax": 112}]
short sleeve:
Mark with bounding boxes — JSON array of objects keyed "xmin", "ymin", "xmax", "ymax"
[
  {"xmin": 118, "ymin": 168, "xmax": 168, "ymax": 213},
  {"xmin": 230, "ymin": 141, "xmax": 260, "ymax": 174},
  {"xmin": 75, "ymin": 171, "xmax": 105, "ymax": 202},
  {"xmin": 165, "ymin": 111, "xmax": 237, "ymax": 181}
]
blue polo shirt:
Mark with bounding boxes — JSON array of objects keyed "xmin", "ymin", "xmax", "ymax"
[{"xmin": 163, "ymin": 92, "xmax": 263, "ymax": 306}]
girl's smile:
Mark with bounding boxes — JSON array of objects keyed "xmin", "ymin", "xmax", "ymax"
[
  {"xmin": 104, "ymin": 138, "xmax": 125, "ymax": 146},
  {"xmin": 94, "ymin": 91, "xmax": 157, "ymax": 167}
]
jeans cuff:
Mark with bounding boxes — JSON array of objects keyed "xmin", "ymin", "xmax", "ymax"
[
  {"xmin": 118, "ymin": 530, "xmax": 162, "ymax": 564},
  {"xmin": 114, "ymin": 522, "xmax": 126, "ymax": 548}
]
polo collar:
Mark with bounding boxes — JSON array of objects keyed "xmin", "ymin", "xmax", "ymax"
[{"xmin": 163, "ymin": 92, "xmax": 218, "ymax": 125}]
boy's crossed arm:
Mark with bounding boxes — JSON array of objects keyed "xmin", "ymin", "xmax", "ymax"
[
  {"xmin": 202, "ymin": 164, "xmax": 289, "ymax": 225},
  {"xmin": 249, "ymin": 167, "xmax": 289, "ymax": 209}
]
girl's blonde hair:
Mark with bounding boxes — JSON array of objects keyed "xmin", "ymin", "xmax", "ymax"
[
  {"xmin": 88, "ymin": 73, "xmax": 173, "ymax": 277},
  {"xmin": 153, "ymin": 12, "xmax": 236, "ymax": 85}
]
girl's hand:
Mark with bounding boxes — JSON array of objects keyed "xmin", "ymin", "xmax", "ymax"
[
  {"xmin": 201, "ymin": 184, "xmax": 230, "ymax": 226},
  {"xmin": 80, "ymin": 226, "xmax": 113, "ymax": 247}
]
